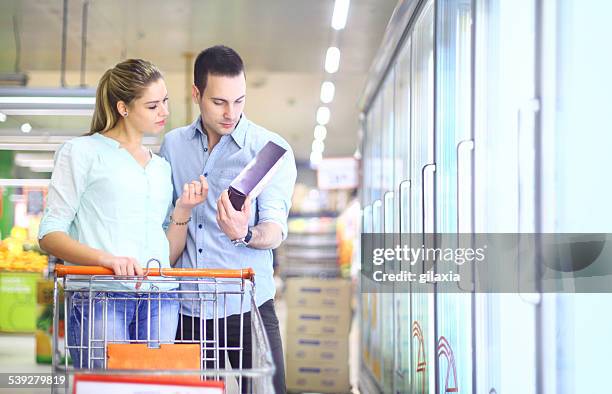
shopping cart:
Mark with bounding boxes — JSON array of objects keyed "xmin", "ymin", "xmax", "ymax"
[{"xmin": 51, "ymin": 260, "xmax": 275, "ymax": 394}]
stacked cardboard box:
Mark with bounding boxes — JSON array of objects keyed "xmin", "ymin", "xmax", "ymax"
[{"xmin": 285, "ymin": 278, "xmax": 352, "ymax": 393}]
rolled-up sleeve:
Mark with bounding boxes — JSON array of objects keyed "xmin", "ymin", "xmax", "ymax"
[
  {"xmin": 38, "ymin": 142, "xmax": 91, "ymax": 239},
  {"xmin": 256, "ymin": 143, "xmax": 297, "ymax": 240}
]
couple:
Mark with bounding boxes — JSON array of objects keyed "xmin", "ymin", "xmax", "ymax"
[{"xmin": 38, "ymin": 45, "xmax": 295, "ymax": 393}]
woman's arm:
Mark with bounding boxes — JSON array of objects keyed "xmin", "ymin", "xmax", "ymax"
[
  {"xmin": 39, "ymin": 141, "xmax": 143, "ymax": 276},
  {"xmin": 39, "ymin": 232, "xmax": 144, "ymax": 276},
  {"xmin": 166, "ymin": 206, "xmax": 193, "ymax": 265},
  {"xmin": 166, "ymin": 175, "xmax": 208, "ymax": 265}
]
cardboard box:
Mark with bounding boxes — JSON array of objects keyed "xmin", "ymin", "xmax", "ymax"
[
  {"xmin": 228, "ymin": 141, "xmax": 287, "ymax": 210},
  {"xmin": 287, "ymin": 306, "xmax": 351, "ymax": 337},
  {"xmin": 285, "ymin": 334, "xmax": 348, "ymax": 364},
  {"xmin": 284, "ymin": 278, "xmax": 351, "ymax": 310},
  {"xmin": 286, "ymin": 361, "xmax": 350, "ymax": 393}
]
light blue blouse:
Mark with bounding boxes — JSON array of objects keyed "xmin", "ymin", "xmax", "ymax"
[{"xmin": 39, "ymin": 133, "xmax": 176, "ymax": 290}]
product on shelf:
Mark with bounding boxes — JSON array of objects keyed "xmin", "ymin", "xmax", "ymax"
[
  {"xmin": 0, "ymin": 226, "xmax": 48, "ymax": 273},
  {"xmin": 36, "ymin": 279, "xmax": 68, "ymax": 364}
]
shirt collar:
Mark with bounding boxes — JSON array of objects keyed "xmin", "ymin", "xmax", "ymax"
[
  {"xmin": 189, "ymin": 114, "xmax": 249, "ymax": 149},
  {"xmin": 230, "ymin": 114, "xmax": 248, "ymax": 148},
  {"xmin": 189, "ymin": 116, "xmax": 205, "ymax": 139}
]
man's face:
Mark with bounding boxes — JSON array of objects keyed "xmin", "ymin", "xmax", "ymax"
[{"xmin": 194, "ymin": 72, "xmax": 246, "ymax": 138}]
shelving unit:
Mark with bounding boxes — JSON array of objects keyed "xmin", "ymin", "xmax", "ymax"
[{"xmin": 277, "ymin": 216, "xmax": 340, "ymax": 279}]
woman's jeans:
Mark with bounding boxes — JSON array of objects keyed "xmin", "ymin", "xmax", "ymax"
[{"xmin": 67, "ymin": 291, "xmax": 180, "ymax": 368}]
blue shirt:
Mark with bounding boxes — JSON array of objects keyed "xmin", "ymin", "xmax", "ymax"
[
  {"xmin": 159, "ymin": 115, "xmax": 297, "ymax": 318},
  {"xmin": 39, "ymin": 133, "xmax": 176, "ymax": 290}
]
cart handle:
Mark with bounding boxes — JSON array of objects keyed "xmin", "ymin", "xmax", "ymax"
[{"xmin": 54, "ymin": 265, "xmax": 255, "ymax": 280}]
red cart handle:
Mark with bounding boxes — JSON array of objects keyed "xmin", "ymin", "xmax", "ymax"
[{"xmin": 54, "ymin": 265, "xmax": 255, "ymax": 280}]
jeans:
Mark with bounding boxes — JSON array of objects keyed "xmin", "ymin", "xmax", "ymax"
[
  {"xmin": 176, "ymin": 299, "xmax": 286, "ymax": 394},
  {"xmin": 68, "ymin": 291, "xmax": 180, "ymax": 368}
]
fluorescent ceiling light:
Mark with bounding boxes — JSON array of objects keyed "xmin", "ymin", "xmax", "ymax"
[
  {"xmin": 331, "ymin": 0, "xmax": 350, "ymax": 30},
  {"xmin": 0, "ymin": 87, "xmax": 96, "ymax": 116},
  {"xmin": 14, "ymin": 153, "xmax": 55, "ymax": 173},
  {"xmin": 0, "ymin": 135, "xmax": 160, "ymax": 152},
  {"xmin": 320, "ymin": 81, "xmax": 335, "ymax": 104},
  {"xmin": 316, "ymin": 106, "xmax": 331, "ymax": 125},
  {"xmin": 0, "ymin": 97, "xmax": 95, "ymax": 105},
  {"xmin": 28, "ymin": 162, "xmax": 54, "ymax": 172},
  {"xmin": 310, "ymin": 151, "xmax": 323, "ymax": 166},
  {"xmin": 1, "ymin": 109, "xmax": 93, "ymax": 116},
  {"xmin": 30, "ymin": 167, "xmax": 54, "ymax": 173},
  {"xmin": 14, "ymin": 152, "xmax": 54, "ymax": 166},
  {"xmin": 325, "ymin": 47, "xmax": 341, "ymax": 74},
  {"xmin": 312, "ymin": 139, "xmax": 325, "ymax": 154},
  {"xmin": 314, "ymin": 125, "xmax": 327, "ymax": 140}
]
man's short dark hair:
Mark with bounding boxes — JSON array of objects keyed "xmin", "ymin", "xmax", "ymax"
[{"xmin": 193, "ymin": 45, "xmax": 244, "ymax": 94}]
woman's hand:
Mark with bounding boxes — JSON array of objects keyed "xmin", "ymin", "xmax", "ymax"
[
  {"xmin": 99, "ymin": 254, "xmax": 144, "ymax": 276},
  {"xmin": 175, "ymin": 175, "xmax": 208, "ymax": 213}
]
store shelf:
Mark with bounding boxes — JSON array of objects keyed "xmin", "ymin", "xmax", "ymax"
[{"xmin": 278, "ymin": 217, "xmax": 340, "ymax": 279}]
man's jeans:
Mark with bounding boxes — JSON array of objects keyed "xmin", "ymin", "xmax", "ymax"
[{"xmin": 67, "ymin": 291, "xmax": 180, "ymax": 368}]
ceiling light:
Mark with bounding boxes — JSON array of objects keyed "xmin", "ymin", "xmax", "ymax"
[
  {"xmin": 310, "ymin": 151, "xmax": 323, "ymax": 166},
  {"xmin": 331, "ymin": 0, "xmax": 351, "ymax": 30},
  {"xmin": 20, "ymin": 123, "xmax": 32, "ymax": 133},
  {"xmin": 325, "ymin": 47, "xmax": 341, "ymax": 74},
  {"xmin": 30, "ymin": 166, "xmax": 54, "ymax": 173},
  {"xmin": 0, "ymin": 87, "xmax": 95, "ymax": 116},
  {"xmin": 314, "ymin": 125, "xmax": 327, "ymax": 140},
  {"xmin": 0, "ymin": 112, "xmax": 6, "ymax": 122},
  {"xmin": 14, "ymin": 153, "xmax": 55, "ymax": 167},
  {"xmin": 0, "ymin": 97, "xmax": 95, "ymax": 105},
  {"xmin": 320, "ymin": 81, "xmax": 335, "ymax": 104},
  {"xmin": 2, "ymin": 109, "xmax": 93, "ymax": 116},
  {"xmin": 312, "ymin": 139, "xmax": 325, "ymax": 154},
  {"xmin": 316, "ymin": 106, "xmax": 330, "ymax": 125},
  {"xmin": 0, "ymin": 135, "xmax": 160, "ymax": 152}
]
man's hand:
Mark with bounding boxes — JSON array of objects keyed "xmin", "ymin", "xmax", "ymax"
[{"xmin": 216, "ymin": 190, "xmax": 251, "ymax": 240}]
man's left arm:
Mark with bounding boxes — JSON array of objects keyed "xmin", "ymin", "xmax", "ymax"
[{"xmin": 249, "ymin": 221, "xmax": 284, "ymax": 249}]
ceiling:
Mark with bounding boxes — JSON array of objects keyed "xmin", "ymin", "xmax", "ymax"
[{"xmin": 0, "ymin": 0, "xmax": 397, "ymax": 163}]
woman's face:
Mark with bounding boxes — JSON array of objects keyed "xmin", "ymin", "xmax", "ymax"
[{"xmin": 125, "ymin": 78, "xmax": 169, "ymax": 134}]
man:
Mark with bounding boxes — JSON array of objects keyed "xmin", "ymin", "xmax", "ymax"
[{"xmin": 160, "ymin": 45, "xmax": 295, "ymax": 394}]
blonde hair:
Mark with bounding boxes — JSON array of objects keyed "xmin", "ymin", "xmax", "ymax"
[{"xmin": 88, "ymin": 59, "xmax": 163, "ymax": 135}]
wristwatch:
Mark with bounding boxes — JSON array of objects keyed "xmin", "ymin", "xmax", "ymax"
[{"xmin": 231, "ymin": 228, "xmax": 253, "ymax": 247}]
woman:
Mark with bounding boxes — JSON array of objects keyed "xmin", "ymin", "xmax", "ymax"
[{"xmin": 38, "ymin": 59, "xmax": 207, "ymax": 368}]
